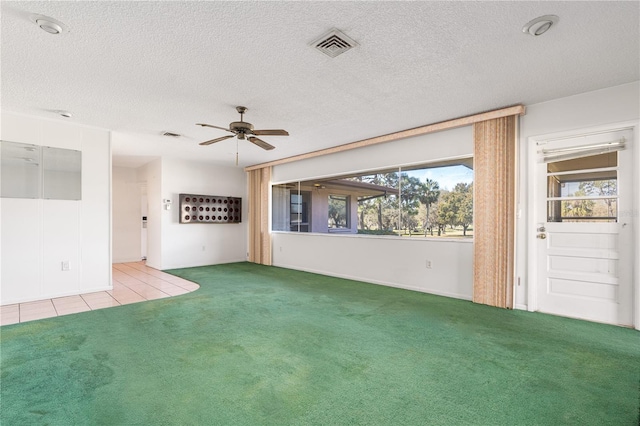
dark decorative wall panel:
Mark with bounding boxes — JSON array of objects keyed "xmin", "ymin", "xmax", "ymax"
[{"xmin": 179, "ymin": 194, "xmax": 242, "ymax": 224}]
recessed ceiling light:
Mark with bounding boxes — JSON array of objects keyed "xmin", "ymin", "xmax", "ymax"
[
  {"xmin": 522, "ymin": 15, "xmax": 559, "ymax": 36},
  {"xmin": 29, "ymin": 14, "xmax": 69, "ymax": 35}
]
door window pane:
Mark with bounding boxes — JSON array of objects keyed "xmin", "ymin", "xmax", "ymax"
[
  {"xmin": 548, "ymin": 199, "xmax": 617, "ymax": 222},
  {"xmin": 547, "ymin": 152, "xmax": 616, "ymax": 173},
  {"xmin": 547, "ymin": 152, "xmax": 618, "ymax": 222},
  {"xmin": 547, "ymin": 175, "xmax": 617, "ymax": 198}
]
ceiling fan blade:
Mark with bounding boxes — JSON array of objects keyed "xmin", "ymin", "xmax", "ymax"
[
  {"xmin": 199, "ymin": 135, "xmax": 234, "ymax": 146},
  {"xmin": 196, "ymin": 123, "xmax": 234, "ymax": 133},
  {"xmin": 248, "ymin": 136, "xmax": 276, "ymax": 151},
  {"xmin": 252, "ymin": 129, "xmax": 289, "ymax": 136}
]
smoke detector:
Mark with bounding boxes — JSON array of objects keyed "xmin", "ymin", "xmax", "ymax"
[
  {"xmin": 30, "ymin": 14, "xmax": 69, "ymax": 35},
  {"xmin": 311, "ymin": 28, "xmax": 358, "ymax": 58}
]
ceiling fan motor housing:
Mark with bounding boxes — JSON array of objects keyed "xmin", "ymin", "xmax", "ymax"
[{"xmin": 229, "ymin": 121, "xmax": 253, "ymax": 139}]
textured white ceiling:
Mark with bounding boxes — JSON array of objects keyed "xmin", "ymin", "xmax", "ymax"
[{"xmin": 2, "ymin": 1, "xmax": 638, "ymax": 168}]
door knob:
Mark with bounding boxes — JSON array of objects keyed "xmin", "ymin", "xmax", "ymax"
[{"xmin": 537, "ymin": 233, "xmax": 547, "ymax": 239}]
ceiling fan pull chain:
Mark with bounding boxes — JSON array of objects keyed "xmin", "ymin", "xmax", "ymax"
[{"xmin": 236, "ymin": 138, "xmax": 239, "ymax": 166}]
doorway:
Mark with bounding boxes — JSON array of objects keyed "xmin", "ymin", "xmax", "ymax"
[{"xmin": 528, "ymin": 125, "xmax": 635, "ymax": 326}]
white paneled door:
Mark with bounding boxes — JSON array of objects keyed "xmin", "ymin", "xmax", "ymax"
[{"xmin": 532, "ymin": 127, "xmax": 634, "ymax": 326}]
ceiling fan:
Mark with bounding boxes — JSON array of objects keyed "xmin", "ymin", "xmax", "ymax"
[{"xmin": 196, "ymin": 106, "xmax": 289, "ymax": 152}]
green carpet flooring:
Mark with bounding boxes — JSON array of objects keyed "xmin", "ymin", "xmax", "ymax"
[{"xmin": 1, "ymin": 262, "xmax": 638, "ymax": 425}]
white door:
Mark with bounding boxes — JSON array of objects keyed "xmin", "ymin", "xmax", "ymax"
[
  {"xmin": 532, "ymin": 127, "xmax": 634, "ymax": 326},
  {"xmin": 140, "ymin": 184, "xmax": 148, "ymax": 260}
]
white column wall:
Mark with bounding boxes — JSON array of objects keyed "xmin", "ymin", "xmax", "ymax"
[
  {"xmin": 273, "ymin": 233, "xmax": 473, "ymax": 299},
  {"xmin": 0, "ymin": 111, "xmax": 111, "ymax": 304}
]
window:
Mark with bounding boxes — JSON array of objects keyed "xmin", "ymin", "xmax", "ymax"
[
  {"xmin": 1, "ymin": 141, "xmax": 41, "ymax": 199},
  {"xmin": 272, "ymin": 183, "xmax": 311, "ymax": 232},
  {"xmin": 328, "ymin": 195, "xmax": 349, "ymax": 229},
  {"xmin": 272, "ymin": 157, "xmax": 473, "ymax": 237},
  {"xmin": 1, "ymin": 141, "xmax": 81, "ymax": 200},
  {"xmin": 546, "ymin": 152, "xmax": 618, "ymax": 222},
  {"xmin": 290, "ymin": 192, "xmax": 311, "ymax": 232}
]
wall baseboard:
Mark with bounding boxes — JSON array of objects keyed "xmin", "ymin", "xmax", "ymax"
[{"xmin": 273, "ymin": 263, "xmax": 473, "ymax": 301}]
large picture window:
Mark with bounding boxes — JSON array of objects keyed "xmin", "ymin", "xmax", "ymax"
[{"xmin": 272, "ymin": 157, "xmax": 473, "ymax": 238}]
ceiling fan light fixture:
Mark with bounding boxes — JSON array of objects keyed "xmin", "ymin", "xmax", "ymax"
[
  {"xmin": 30, "ymin": 14, "xmax": 69, "ymax": 35},
  {"xmin": 522, "ymin": 15, "xmax": 559, "ymax": 36}
]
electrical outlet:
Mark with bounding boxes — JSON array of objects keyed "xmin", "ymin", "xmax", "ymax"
[
  {"xmin": 62, "ymin": 261, "xmax": 70, "ymax": 271},
  {"xmin": 426, "ymin": 259, "xmax": 432, "ymax": 269}
]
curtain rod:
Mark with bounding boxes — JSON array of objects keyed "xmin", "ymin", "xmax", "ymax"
[{"xmin": 244, "ymin": 104, "xmax": 525, "ymax": 172}]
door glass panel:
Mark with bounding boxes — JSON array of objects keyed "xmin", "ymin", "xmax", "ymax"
[
  {"xmin": 548, "ymin": 199, "xmax": 617, "ymax": 222},
  {"xmin": 547, "ymin": 176, "xmax": 617, "ymax": 198},
  {"xmin": 547, "ymin": 152, "xmax": 618, "ymax": 223},
  {"xmin": 546, "ymin": 152, "xmax": 617, "ymax": 173}
]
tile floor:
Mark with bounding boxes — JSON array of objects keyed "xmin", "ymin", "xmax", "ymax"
[{"xmin": 0, "ymin": 262, "xmax": 199, "ymax": 326}]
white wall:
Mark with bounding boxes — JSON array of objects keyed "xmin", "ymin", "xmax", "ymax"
[
  {"xmin": 515, "ymin": 81, "xmax": 640, "ymax": 311},
  {"xmin": 273, "ymin": 126, "xmax": 473, "ymax": 183},
  {"xmin": 112, "ymin": 166, "xmax": 143, "ymax": 263},
  {"xmin": 0, "ymin": 112, "xmax": 111, "ymax": 305},
  {"xmin": 273, "ymin": 233, "xmax": 473, "ymax": 299},
  {"xmin": 271, "ymin": 125, "xmax": 475, "ymax": 300},
  {"xmin": 139, "ymin": 157, "xmax": 248, "ymax": 270}
]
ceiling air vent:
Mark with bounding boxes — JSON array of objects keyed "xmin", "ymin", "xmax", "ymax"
[
  {"xmin": 162, "ymin": 131, "xmax": 182, "ymax": 138},
  {"xmin": 311, "ymin": 28, "xmax": 358, "ymax": 58}
]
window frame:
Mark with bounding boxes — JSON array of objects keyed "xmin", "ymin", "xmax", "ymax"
[
  {"xmin": 270, "ymin": 155, "xmax": 474, "ymax": 240},
  {"xmin": 328, "ymin": 194, "xmax": 350, "ymax": 231}
]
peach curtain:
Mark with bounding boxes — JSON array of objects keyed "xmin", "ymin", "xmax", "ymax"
[
  {"xmin": 473, "ymin": 115, "xmax": 517, "ymax": 308},
  {"xmin": 248, "ymin": 167, "xmax": 272, "ymax": 265}
]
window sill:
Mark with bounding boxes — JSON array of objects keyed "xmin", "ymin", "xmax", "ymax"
[{"xmin": 271, "ymin": 231, "xmax": 474, "ymax": 243}]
